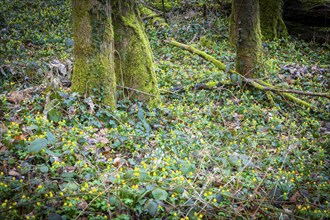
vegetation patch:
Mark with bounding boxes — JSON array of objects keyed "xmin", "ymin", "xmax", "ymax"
[{"xmin": 0, "ymin": 1, "xmax": 329, "ymax": 219}]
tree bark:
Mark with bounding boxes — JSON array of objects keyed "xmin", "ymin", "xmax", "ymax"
[
  {"xmin": 260, "ymin": 0, "xmax": 288, "ymax": 40},
  {"xmin": 71, "ymin": 0, "xmax": 116, "ymax": 108},
  {"xmin": 229, "ymin": 0, "xmax": 263, "ymax": 78},
  {"xmin": 112, "ymin": 0, "xmax": 160, "ymax": 105}
]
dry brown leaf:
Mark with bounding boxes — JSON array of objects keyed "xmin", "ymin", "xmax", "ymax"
[
  {"xmin": 14, "ymin": 134, "xmax": 27, "ymax": 141},
  {"xmin": 97, "ymin": 137, "xmax": 109, "ymax": 145},
  {"xmin": 102, "ymin": 151, "xmax": 114, "ymax": 160},
  {"xmin": 77, "ymin": 200, "xmax": 88, "ymax": 210},
  {"xmin": 289, "ymin": 191, "xmax": 301, "ymax": 203},
  {"xmin": 7, "ymin": 91, "xmax": 25, "ymax": 104},
  {"xmin": 113, "ymin": 157, "xmax": 122, "ymax": 167},
  {"xmin": 66, "ymin": 166, "xmax": 76, "ymax": 172},
  {"xmin": 8, "ymin": 170, "xmax": 20, "ymax": 176},
  {"xmin": 0, "ymin": 144, "xmax": 7, "ymax": 152}
]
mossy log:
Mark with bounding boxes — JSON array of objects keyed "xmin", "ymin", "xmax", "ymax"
[{"xmin": 167, "ymin": 39, "xmax": 330, "ymax": 108}]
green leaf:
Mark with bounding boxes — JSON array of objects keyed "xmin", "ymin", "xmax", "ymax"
[
  {"xmin": 46, "ymin": 131, "xmax": 55, "ymax": 142},
  {"xmin": 28, "ymin": 138, "xmax": 48, "ymax": 153},
  {"xmin": 145, "ymin": 199, "xmax": 158, "ymax": 217},
  {"xmin": 109, "ymin": 196, "xmax": 118, "ymax": 206},
  {"xmin": 48, "ymin": 213, "xmax": 62, "ymax": 220},
  {"xmin": 61, "ymin": 172, "xmax": 74, "ymax": 179},
  {"xmin": 180, "ymin": 164, "xmax": 195, "ymax": 175},
  {"xmin": 40, "ymin": 165, "xmax": 49, "ymax": 173},
  {"xmin": 152, "ymin": 188, "xmax": 168, "ymax": 201},
  {"xmin": 216, "ymin": 194, "xmax": 224, "ymax": 203},
  {"xmin": 48, "ymin": 109, "xmax": 62, "ymax": 123},
  {"xmin": 143, "ymin": 121, "xmax": 151, "ymax": 132},
  {"xmin": 26, "ymin": 125, "xmax": 39, "ymax": 130},
  {"xmin": 137, "ymin": 107, "xmax": 145, "ymax": 121},
  {"xmin": 44, "ymin": 149, "xmax": 61, "ymax": 157},
  {"xmin": 61, "ymin": 182, "xmax": 78, "ymax": 191}
]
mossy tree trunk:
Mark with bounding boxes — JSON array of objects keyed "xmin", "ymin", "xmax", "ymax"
[
  {"xmin": 71, "ymin": 0, "xmax": 116, "ymax": 108},
  {"xmin": 112, "ymin": 0, "xmax": 160, "ymax": 105},
  {"xmin": 229, "ymin": 0, "xmax": 263, "ymax": 78},
  {"xmin": 260, "ymin": 0, "xmax": 288, "ymax": 40}
]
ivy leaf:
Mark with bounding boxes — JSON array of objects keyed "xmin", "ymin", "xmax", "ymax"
[
  {"xmin": 46, "ymin": 131, "xmax": 55, "ymax": 143},
  {"xmin": 28, "ymin": 138, "xmax": 48, "ymax": 153},
  {"xmin": 145, "ymin": 199, "xmax": 158, "ymax": 217},
  {"xmin": 137, "ymin": 107, "xmax": 145, "ymax": 121},
  {"xmin": 48, "ymin": 109, "xmax": 62, "ymax": 123},
  {"xmin": 40, "ymin": 165, "xmax": 49, "ymax": 173},
  {"xmin": 152, "ymin": 188, "xmax": 168, "ymax": 200},
  {"xmin": 216, "ymin": 194, "xmax": 224, "ymax": 203}
]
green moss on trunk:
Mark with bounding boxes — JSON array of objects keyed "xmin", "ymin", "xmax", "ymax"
[
  {"xmin": 71, "ymin": 0, "xmax": 116, "ymax": 108},
  {"xmin": 230, "ymin": 0, "xmax": 263, "ymax": 78},
  {"xmin": 260, "ymin": 0, "xmax": 288, "ymax": 40},
  {"xmin": 113, "ymin": 0, "xmax": 160, "ymax": 105}
]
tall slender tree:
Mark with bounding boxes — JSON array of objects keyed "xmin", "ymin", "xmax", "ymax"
[
  {"xmin": 229, "ymin": 0, "xmax": 263, "ymax": 78},
  {"xmin": 71, "ymin": 0, "xmax": 116, "ymax": 108}
]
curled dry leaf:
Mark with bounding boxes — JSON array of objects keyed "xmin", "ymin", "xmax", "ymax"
[
  {"xmin": 65, "ymin": 166, "xmax": 76, "ymax": 172},
  {"xmin": 97, "ymin": 137, "xmax": 109, "ymax": 145},
  {"xmin": 113, "ymin": 157, "xmax": 121, "ymax": 167},
  {"xmin": 8, "ymin": 170, "xmax": 20, "ymax": 176},
  {"xmin": 0, "ymin": 143, "xmax": 7, "ymax": 152},
  {"xmin": 77, "ymin": 200, "xmax": 88, "ymax": 210},
  {"xmin": 14, "ymin": 134, "xmax": 27, "ymax": 141},
  {"xmin": 7, "ymin": 91, "xmax": 25, "ymax": 104},
  {"xmin": 289, "ymin": 191, "xmax": 301, "ymax": 203}
]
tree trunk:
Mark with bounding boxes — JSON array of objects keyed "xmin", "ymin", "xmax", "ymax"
[
  {"xmin": 71, "ymin": 0, "xmax": 116, "ymax": 108},
  {"xmin": 112, "ymin": 0, "xmax": 160, "ymax": 105},
  {"xmin": 229, "ymin": 0, "xmax": 263, "ymax": 78},
  {"xmin": 260, "ymin": 0, "xmax": 288, "ymax": 40}
]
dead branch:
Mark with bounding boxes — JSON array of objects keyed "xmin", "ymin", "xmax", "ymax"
[{"xmin": 166, "ymin": 39, "xmax": 330, "ymax": 108}]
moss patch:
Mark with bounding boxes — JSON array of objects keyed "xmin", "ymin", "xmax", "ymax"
[
  {"xmin": 71, "ymin": 0, "xmax": 116, "ymax": 108},
  {"xmin": 113, "ymin": 1, "xmax": 160, "ymax": 106}
]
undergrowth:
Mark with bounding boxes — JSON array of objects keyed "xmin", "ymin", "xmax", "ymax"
[{"xmin": 0, "ymin": 1, "xmax": 329, "ymax": 219}]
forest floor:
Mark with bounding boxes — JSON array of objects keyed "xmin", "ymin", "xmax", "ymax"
[{"xmin": 0, "ymin": 1, "xmax": 329, "ymax": 219}]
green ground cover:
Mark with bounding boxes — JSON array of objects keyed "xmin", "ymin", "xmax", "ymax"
[{"xmin": 0, "ymin": 1, "xmax": 329, "ymax": 219}]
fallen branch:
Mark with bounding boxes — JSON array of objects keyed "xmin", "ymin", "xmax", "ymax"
[
  {"xmin": 166, "ymin": 39, "xmax": 330, "ymax": 108},
  {"xmin": 254, "ymin": 79, "xmax": 330, "ymax": 99}
]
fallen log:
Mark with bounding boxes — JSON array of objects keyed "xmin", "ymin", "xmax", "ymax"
[{"xmin": 166, "ymin": 39, "xmax": 330, "ymax": 108}]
